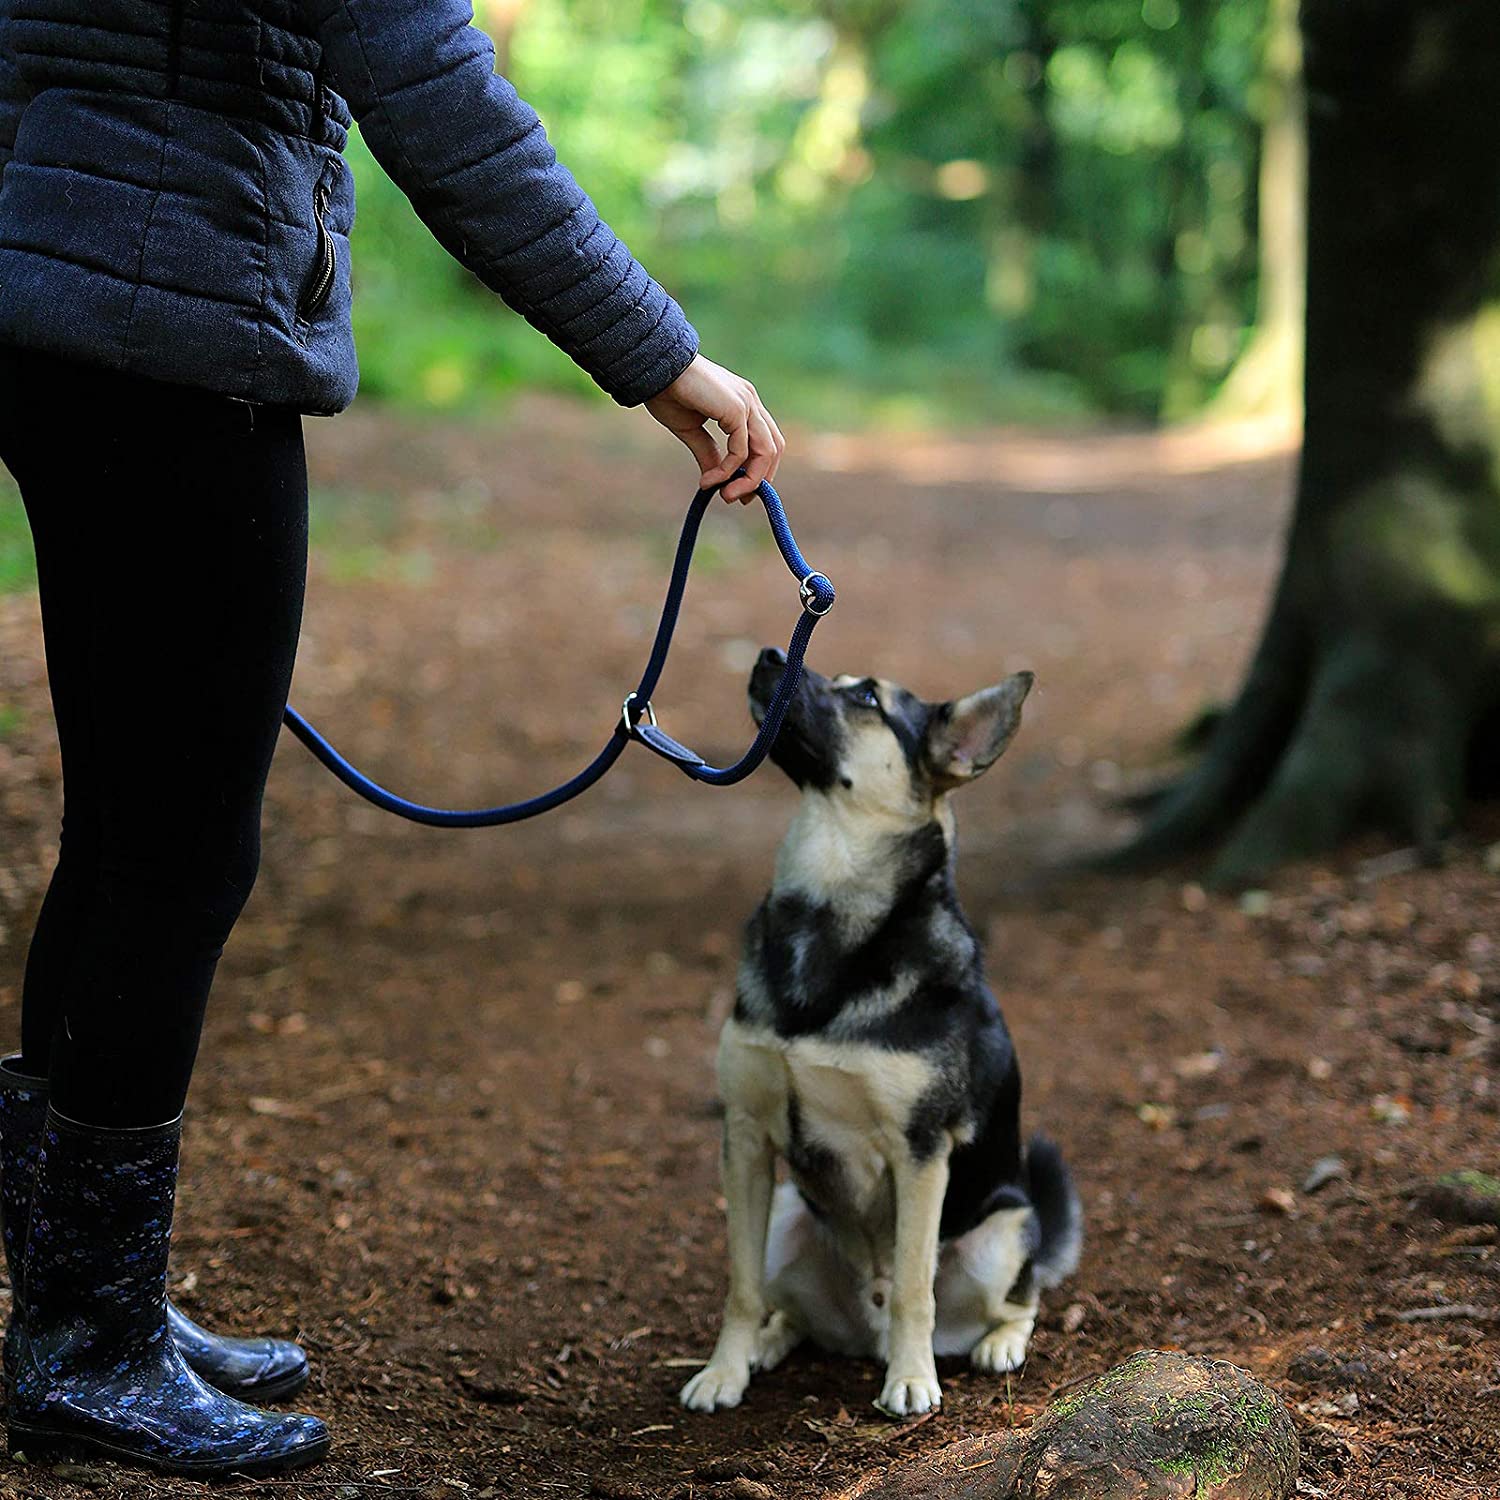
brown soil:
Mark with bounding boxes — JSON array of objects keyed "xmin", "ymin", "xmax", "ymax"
[{"xmin": 1, "ymin": 398, "xmax": 1497, "ymax": 1500}]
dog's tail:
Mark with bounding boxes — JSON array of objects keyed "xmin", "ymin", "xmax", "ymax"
[{"xmin": 1025, "ymin": 1133, "xmax": 1082, "ymax": 1289}]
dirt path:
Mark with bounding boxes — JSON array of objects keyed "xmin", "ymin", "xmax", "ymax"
[{"xmin": 1, "ymin": 400, "xmax": 1497, "ymax": 1499}]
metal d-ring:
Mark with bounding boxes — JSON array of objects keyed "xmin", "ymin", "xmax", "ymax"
[
  {"xmin": 621, "ymin": 693, "xmax": 659, "ymax": 735},
  {"xmin": 799, "ymin": 572, "xmax": 834, "ymax": 616}
]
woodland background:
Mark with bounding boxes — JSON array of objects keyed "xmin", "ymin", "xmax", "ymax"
[{"xmin": 346, "ymin": 0, "xmax": 1307, "ymax": 429}]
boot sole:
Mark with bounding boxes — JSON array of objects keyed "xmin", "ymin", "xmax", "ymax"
[{"xmin": 8, "ymin": 1422, "xmax": 331, "ymax": 1478}]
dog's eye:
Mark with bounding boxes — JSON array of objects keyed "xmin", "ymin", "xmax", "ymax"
[{"xmin": 850, "ymin": 683, "xmax": 880, "ymax": 709}]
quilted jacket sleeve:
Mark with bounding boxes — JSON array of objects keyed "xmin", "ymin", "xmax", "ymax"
[
  {"xmin": 0, "ymin": 0, "xmax": 31, "ymax": 182},
  {"xmin": 301, "ymin": 0, "xmax": 698, "ymax": 406}
]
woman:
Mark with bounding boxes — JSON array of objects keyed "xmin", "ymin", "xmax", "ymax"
[{"xmin": 0, "ymin": 0, "xmax": 783, "ymax": 1477}]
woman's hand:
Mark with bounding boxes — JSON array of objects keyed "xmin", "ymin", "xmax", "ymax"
[{"xmin": 644, "ymin": 355, "xmax": 785, "ymax": 503}]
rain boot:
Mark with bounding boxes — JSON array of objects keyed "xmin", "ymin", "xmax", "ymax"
[
  {"xmin": 6, "ymin": 1106, "xmax": 329, "ymax": 1476},
  {"xmin": 0, "ymin": 1054, "xmax": 308, "ymax": 1402}
]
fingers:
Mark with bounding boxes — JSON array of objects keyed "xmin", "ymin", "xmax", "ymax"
[
  {"xmin": 764, "ymin": 411, "xmax": 786, "ymax": 486},
  {"xmin": 647, "ymin": 357, "xmax": 786, "ymax": 502},
  {"xmin": 723, "ymin": 405, "xmax": 776, "ymax": 503},
  {"xmin": 721, "ymin": 386, "xmax": 786, "ymax": 504},
  {"xmin": 697, "ymin": 396, "xmax": 745, "ymax": 487},
  {"xmin": 674, "ymin": 421, "xmax": 725, "ymax": 484},
  {"xmin": 711, "ymin": 404, "xmax": 752, "ymax": 498}
]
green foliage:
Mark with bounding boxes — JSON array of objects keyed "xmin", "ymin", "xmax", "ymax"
[
  {"xmin": 0, "ymin": 479, "xmax": 34, "ymax": 594},
  {"xmin": 344, "ymin": 0, "xmax": 1276, "ymax": 420}
]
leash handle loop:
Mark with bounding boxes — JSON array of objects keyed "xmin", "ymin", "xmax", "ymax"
[{"xmin": 281, "ymin": 474, "xmax": 833, "ymax": 826}]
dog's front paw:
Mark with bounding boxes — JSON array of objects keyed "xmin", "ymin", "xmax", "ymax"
[
  {"xmin": 875, "ymin": 1370, "xmax": 942, "ymax": 1417},
  {"xmin": 970, "ymin": 1322, "xmax": 1031, "ymax": 1374},
  {"xmin": 680, "ymin": 1360, "xmax": 751, "ymax": 1412}
]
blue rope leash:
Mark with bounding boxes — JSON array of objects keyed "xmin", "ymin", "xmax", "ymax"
[{"xmin": 281, "ymin": 476, "xmax": 835, "ymax": 828}]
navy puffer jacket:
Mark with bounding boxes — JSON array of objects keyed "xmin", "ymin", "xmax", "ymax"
[{"xmin": 0, "ymin": 0, "xmax": 698, "ymax": 413}]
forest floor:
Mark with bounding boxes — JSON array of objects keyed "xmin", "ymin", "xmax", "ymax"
[{"xmin": 0, "ymin": 398, "xmax": 1497, "ymax": 1500}]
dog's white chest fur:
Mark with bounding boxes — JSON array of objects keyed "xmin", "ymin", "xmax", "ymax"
[{"xmin": 718, "ymin": 1018, "xmax": 942, "ymax": 1230}]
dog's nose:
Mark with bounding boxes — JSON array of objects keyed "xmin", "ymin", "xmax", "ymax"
[{"xmin": 758, "ymin": 647, "xmax": 787, "ymax": 669}]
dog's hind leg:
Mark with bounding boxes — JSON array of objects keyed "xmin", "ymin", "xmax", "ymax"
[
  {"xmin": 681, "ymin": 1107, "xmax": 777, "ymax": 1412},
  {"xmin": 754, "ymin": 1309, "xmax": 803, "ymax": 1373},
  {"xmin": 934, "ymin": 1206, "xmax": 1039, "ymax": 1374},
  {"xmin": 763, "ymin": 1180, "xmax": 875, "ymax": 1361},
  {"xmin": 969, "ymin": 1296, "xmax": 1037, "ymax": 1374}
]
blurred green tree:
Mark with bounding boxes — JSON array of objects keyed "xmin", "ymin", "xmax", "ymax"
[
  {"xmin": 339, "ymin": 0, "xmax": 1275, "ymax": 423},
  {"xmin": 1118, "ymin": 0, "xmax": 1500, "ymax": 884}
]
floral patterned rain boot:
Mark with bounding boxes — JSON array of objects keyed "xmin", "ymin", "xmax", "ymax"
[
  {"xmin": 6, "ymin": 1107, "xmax": 329, "ymax": 1476},
  {"xmin": 0, "ymin": 1054, "xmax": 309, "ymax": 1403}
]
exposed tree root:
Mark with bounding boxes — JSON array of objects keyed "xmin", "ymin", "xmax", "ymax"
[
  {"xmin": 1099, "ymin": 598, "xmax": 1308, "ymax": 874},
  {"xmin": 1206, "ymin": 641, "xmax": 1463, "ymax": 886},
  {"xmin": 1110, "ymin": 617, "xmax": 1483, "ymax": 888},
  {"xmin": 841, "ymin": 1349, "xmax": 1298, "ymax": 1500}
]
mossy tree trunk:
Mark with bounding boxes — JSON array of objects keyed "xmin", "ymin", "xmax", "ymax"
[
  {"xmin": 1120, "ymin": 0, "xmax": 1500, "ymax": 887},
  {"xmin": 842, "ymin": 1350, "xmax": 1297, "ymax": 1500}
]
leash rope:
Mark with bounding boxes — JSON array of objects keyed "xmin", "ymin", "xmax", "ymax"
[{"xmin": 281, "ymin": 476, "xmax": 835, "ymax": 828}]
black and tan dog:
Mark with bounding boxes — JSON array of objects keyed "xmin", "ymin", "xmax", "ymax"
[{"xmin": 681, "ymin": 651, "xmax": 1081, "ymax": 1418}]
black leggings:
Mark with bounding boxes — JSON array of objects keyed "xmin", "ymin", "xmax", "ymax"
[{"xmin": 0, "ymin": 349, "xmax": 307, "ymax": 1127}]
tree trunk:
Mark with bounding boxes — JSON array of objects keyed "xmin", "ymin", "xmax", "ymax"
[
  {"xmin": 1210, "ymin": 0, "xmax": 1306, "ymax": 421},
  {"xmin": 1117, "ymin": 0, "xmax": 1500, "ymax": 887},
  {"xmin": 1158, "ymin": 0, "xmax": 1213, "ymax": 418},
  {"xmin": 994, "ymin": 8, "xmax": 1055, "ymax": 319}
]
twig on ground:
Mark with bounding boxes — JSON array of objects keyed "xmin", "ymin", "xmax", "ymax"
[
  {"xmin": 956, "ymin": 1458, "xmax": 998, "ymax": 1474},
  {"xmin": 880, "ymin": 1411, "xmax": 938, "ymax": 1444},
  {"xmin": 1391, "ymin": 1304, "xmax": 1499, "ymax": 1323}
]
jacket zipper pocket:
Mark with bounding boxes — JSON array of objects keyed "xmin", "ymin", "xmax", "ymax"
[{"xmin": 298, "ymin": 174, "xmax": 336, "ymax": 322}]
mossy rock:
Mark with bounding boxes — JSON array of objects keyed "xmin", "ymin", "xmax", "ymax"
[
  {"xmin": 840, "ymin": 1349, "xmax": 1297, "ymax": 1500},
  {"xmin": 1418, "ymin": 1170, "xmax": 1500, "ymax": 1227}
]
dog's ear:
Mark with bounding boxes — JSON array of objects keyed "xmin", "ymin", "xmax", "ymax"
[{"xmin": 926, "ymin": 672, "xmax": 1034, "ymax": 789}]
